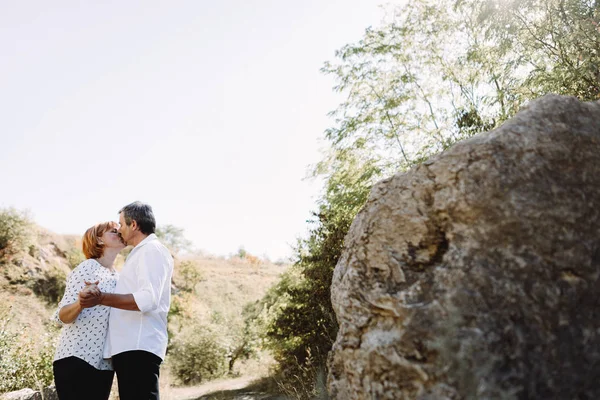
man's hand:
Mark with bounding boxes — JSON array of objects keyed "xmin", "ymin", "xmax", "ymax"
[{"xmin": 79, "ymin": 280, "xmax": 103, "ymax": 308}]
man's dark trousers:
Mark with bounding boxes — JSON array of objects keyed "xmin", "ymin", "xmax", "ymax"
[{"xmin": 112, "ymin": 350, "xmax": 162, "ymax": 400}]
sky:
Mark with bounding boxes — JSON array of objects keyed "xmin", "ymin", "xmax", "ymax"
[{"xmin": 0, "ymin": 1, "xmax": 387, "ymax": 261}]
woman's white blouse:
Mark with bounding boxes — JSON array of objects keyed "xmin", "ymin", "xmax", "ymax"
[{"xmin": 53, "ymin": 259, "xmax": 118, "ymax": 370}]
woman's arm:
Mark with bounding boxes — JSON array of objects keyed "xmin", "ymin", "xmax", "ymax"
[
  {"xmin": 53, "ymin": 261, "xmax": 95, "ymax": 324},
  {"xmin": 59, "ymin": 282, "xmax": 99, "ymax": 322},
  {"xmin": 58, "ymin": 300, "xmax": 84, "ymax": 324}
]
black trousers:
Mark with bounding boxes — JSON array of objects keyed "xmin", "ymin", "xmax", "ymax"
[
  {"xmin": 112, "ymin": 350, "xmax": 162, "ymax": 400},
  {"xmin": 53, "ymin": 356, "xmax": 114, "ymax": 400}
]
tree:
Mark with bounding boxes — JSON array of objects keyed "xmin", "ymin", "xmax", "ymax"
[
  {"xmin": 469, "ymin": 0, "xmax": 600, "ymax": 101},
  {"xmin": 319, "ymin": 0, "xmax": 503, "ymax": 183},
  {"xmin": 155, "ymin": 224, "xmax": 192, "ymax": 254},
  {"xmin": 262, "ymin": 0, "xmax": 600, "ymax": 393}
]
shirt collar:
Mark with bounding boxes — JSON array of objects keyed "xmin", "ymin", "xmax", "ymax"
[
  {"xmin": 137, "ymin": 233, "xmax": 157, "ymax": 247},
  {"xmin": 129, "ymin": 233, "xmax": 157, "ymax": 256}
]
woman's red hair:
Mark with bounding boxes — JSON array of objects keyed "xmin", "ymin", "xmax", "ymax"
[{"xmin": 82, "ymin": 221, "xmax": 118, "ymax": 259}]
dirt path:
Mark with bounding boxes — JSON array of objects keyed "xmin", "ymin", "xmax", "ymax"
[{"xmin": 169, "ymin": 376, "xmax": 286, "ymax": 400}]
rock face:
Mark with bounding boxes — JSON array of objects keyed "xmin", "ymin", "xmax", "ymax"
[{"xmin": 327, "ymin": 95, "xmax": 600, "ymax": 399}]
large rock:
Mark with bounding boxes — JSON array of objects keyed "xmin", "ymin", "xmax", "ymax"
[
  {"xmin": 0, "ymin": 389, "xmax": 42, "ymax": 400},
  {"xmin": 327, "ymin": 95, "xmax": 600, "ymax": 399}
]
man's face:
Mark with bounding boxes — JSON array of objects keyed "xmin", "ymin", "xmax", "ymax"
[{"xmin": 117, "ymin": 212, "xmax": 133, "ymax": 246}]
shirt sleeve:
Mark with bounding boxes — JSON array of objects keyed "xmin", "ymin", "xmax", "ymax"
[
  {"xmin": 52, "ymin": 260, "xmax": 95, "ymax": 325},
  {"xmin": 132, "ymin": 246, "xmax": 169, "ymax": 313}
]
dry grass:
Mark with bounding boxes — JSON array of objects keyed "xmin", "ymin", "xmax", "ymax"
[
  {"xmin": 183, "ymin": 254, "xmax": 285, "ymax": 317},
  {"xmin": 0, "ymin": 291, "xmax": 55, "ymax": 337},
  {"xmin": 1, "ymin": 222, "xmax": 289, "ymax": 397}
]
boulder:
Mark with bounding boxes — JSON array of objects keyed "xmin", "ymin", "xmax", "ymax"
[{"xmin": 327, "ymin": 95, "xmax": 600, "ymax": 399}]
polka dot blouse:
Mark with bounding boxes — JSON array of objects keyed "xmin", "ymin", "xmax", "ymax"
[{"xmin": 53, "ymin": 258, "xmax": 119, "ymax": 370}]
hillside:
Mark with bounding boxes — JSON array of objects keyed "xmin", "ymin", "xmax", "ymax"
[{"xmin": 0, "ymin": 215, "xmax": 287, "ymax": 396}]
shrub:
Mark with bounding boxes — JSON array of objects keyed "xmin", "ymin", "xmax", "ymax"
[
  {"xmin": 0, "ymin": 308, "xmax": 57, "ymax": 393},
  {"xmin": 173, "ymin": 260, "xmax": 203, "ymax": 293},
  {"xmin": 0, "ymin": 208, "xmax": 33, "ymax": 261},
  {"xmin": 168, "ymin": 323, "xmax": 228, "ymax": 385},
  {"xmin": 224, "ymin": 302, "xmax": 262, "ymax": 374},
  {"xmin": 32, "ymin": 263, "xmax": 67, "ymax": 304},
  {"xmin": 274, "ymin": 353, "xmax": 329, "ymax": 400},
  {"xmin": 156, "ymin": 225, "xmax": 192, "ymax": 254},
  {"xmin": 253, "ymin": 161, "xmax": 371, "ymax": 394},
  {"xmin": 66, "ymin": 248, "xmax": 85, "ymax": 269}
]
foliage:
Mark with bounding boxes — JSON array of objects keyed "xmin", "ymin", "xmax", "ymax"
[
  {"xmin": 318, "ymin": 0, "xmax": 600, "ymax": 185},
  {"xmin": 225, "ymin": 302, "xmax": 262, "ymax": 374},
  {"xmin": 261, "ymin": 0, "xmax": 600, "ymax": 395},
  {"xmin": 173, "ymin": 260, "xmax": 203, "ymax": 293},
  {"xmin": 66, "ymin": 248, "xmax": 85, "ymax": 269},
  {"xmin": 0, "ymin": 307, "xmax": 57, "ymax": 393},
  {"xmin": 236, "ymin": 246, "xmax": 247, "ymax": 259},
  {"xmin": 469, "ymin": 0, "xmax": 600, "ymax": 101},
  {"xmin": 319, "ymin": 0, "xmax": 499, "ymax": 183},
  {"xmin": 168, "ymin": 266, "xmax": 260, "ymax": 382},
  {"xmin": 32, "ymin": 263, "xmax": 67, "ymax": 304},
  {"xmin": 0, "ymin": 208, "xmax": 33, "ymax": 261},
  {"xmin": 168, "ymin": 322, "xmax": 228, "ymax": 385},
  {"xmin": 256, "ymin": 158, "xmax": 371, "ymax": 384},
  {"xmin": 156, "ymin": 224, "xmax": 192, "ymax": 254},
  {"xmin": 274, "ymin": 353, "xmax": 329, "ymax": 400}
]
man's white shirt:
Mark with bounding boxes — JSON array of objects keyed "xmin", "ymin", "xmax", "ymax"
[{"xmin": 104, "ymin": 233, "xmax": 173, "ymax": 361}]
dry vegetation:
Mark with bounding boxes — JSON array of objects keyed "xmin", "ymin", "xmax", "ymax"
[
  {"xmin": 0, "ymin": 208, "xmax": 288, "ymax": 397},
  {"xmin": 167, "ymin": 253, "xmax": 286, "ymax": 380}
]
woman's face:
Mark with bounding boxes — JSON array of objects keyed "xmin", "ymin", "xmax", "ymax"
[{"xmin": 101, "ymin": 225, "xmax": 126, "ymax": 250}]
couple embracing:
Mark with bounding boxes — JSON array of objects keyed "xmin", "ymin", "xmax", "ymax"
[{"xmin": 52, "ymin": 201, "xmax": 174, "ymax": 400}]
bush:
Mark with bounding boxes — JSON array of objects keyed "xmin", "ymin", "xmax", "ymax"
[
  {"xmin": 173, "ymin": 260, "xmax": 203, "ymax": 293},
  {"xmin": 274, "ymin": 353, "xmax": 329, "ymax": 400},
  {"xmin": 66, "ymin": 248, "xmax": 85, "ymax": 269},
  {"xmin": 32, "ymin": 263, "xmax": 67, "ymax": 304},
  {"xmin": 0, "ymin": 208, "xmax": 33, "ymax": 261},
  {"xmin": 253, "ymin": 160, "xmax": 372, "ymax": 394},
  {"xmin": 168, "ymin": 323, "xmax": 228, "ymax": 385},
  {"xmin": 156, "ymin": 225, "xmax": 192, "ymax": 254},
  {"xmin": 0, "ymin": 308, "xmax": 57, "ymax": 393}
]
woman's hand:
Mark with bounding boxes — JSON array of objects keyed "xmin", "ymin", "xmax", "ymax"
[
  {"xmin": 79, "ymin": 280, "xmax": 103, "ymax": 308},
  {"xmin": 81, "ymin": 280, "xmax": 100, "ymax": 295}
]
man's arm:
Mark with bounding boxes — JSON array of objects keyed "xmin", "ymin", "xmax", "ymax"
[
  {"xmin": 130, "ymin": 247, "xmax": 169, "ymax": 313},
  {"xmin": 79, "ymin": 247, "xmax": 169, "ymax": 312},
  {"xmin": 99, "ymin": 293, "xmax": 140, "ymax": 311}
]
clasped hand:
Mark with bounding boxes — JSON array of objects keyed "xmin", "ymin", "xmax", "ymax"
[{"xmin": 79, "ymin": 280, "xmax": 103, "ymax": 308}]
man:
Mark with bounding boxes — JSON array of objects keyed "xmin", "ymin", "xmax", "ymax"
[{"xmin": 80, "ymin": 201, "xmax": 174, "ymax": 400}]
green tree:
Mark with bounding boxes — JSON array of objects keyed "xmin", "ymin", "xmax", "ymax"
[
  {"xmin": 255, "ymin": 157, "xmax": 372, "ymax": 397},
  {"xmin": 319, "ymin": 0, "xmax": 502, "ymax": 181},
  {"xmin": 173, "ymin": 260, "xmax": 203, "ymax": 293},
  {"xmin": 156, "ymin": 224, "xmax": 192, "ymax": 254},
  {"xmin": 261, "ymin": 0, "xmax": 600, "ymax": 395},
  {"xmin": 469, "ymin": 0, "xmax": 600, "ymax": 101}
]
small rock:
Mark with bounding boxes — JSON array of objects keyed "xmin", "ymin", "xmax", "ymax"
[
  {"xmin": 42, "ymin": 386, "xmax": 58, "ymax": 400},
  {"xmin": 0, "ymin": 388, "xmax": 42, "ymax": 400}
]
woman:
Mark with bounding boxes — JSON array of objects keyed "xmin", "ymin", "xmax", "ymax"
[{"xmin": 52, "ymin": 221, "xmax": 125, "ymax": 400}]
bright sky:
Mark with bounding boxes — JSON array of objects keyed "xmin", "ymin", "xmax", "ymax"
[{"xmin": 0, "ymin": 1, "xmax": 386, "ymax": 261}]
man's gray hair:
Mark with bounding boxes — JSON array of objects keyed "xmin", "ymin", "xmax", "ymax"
[{"xmin": 119, "ymin": 201, "xmax": 156, "ymax": 235}]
